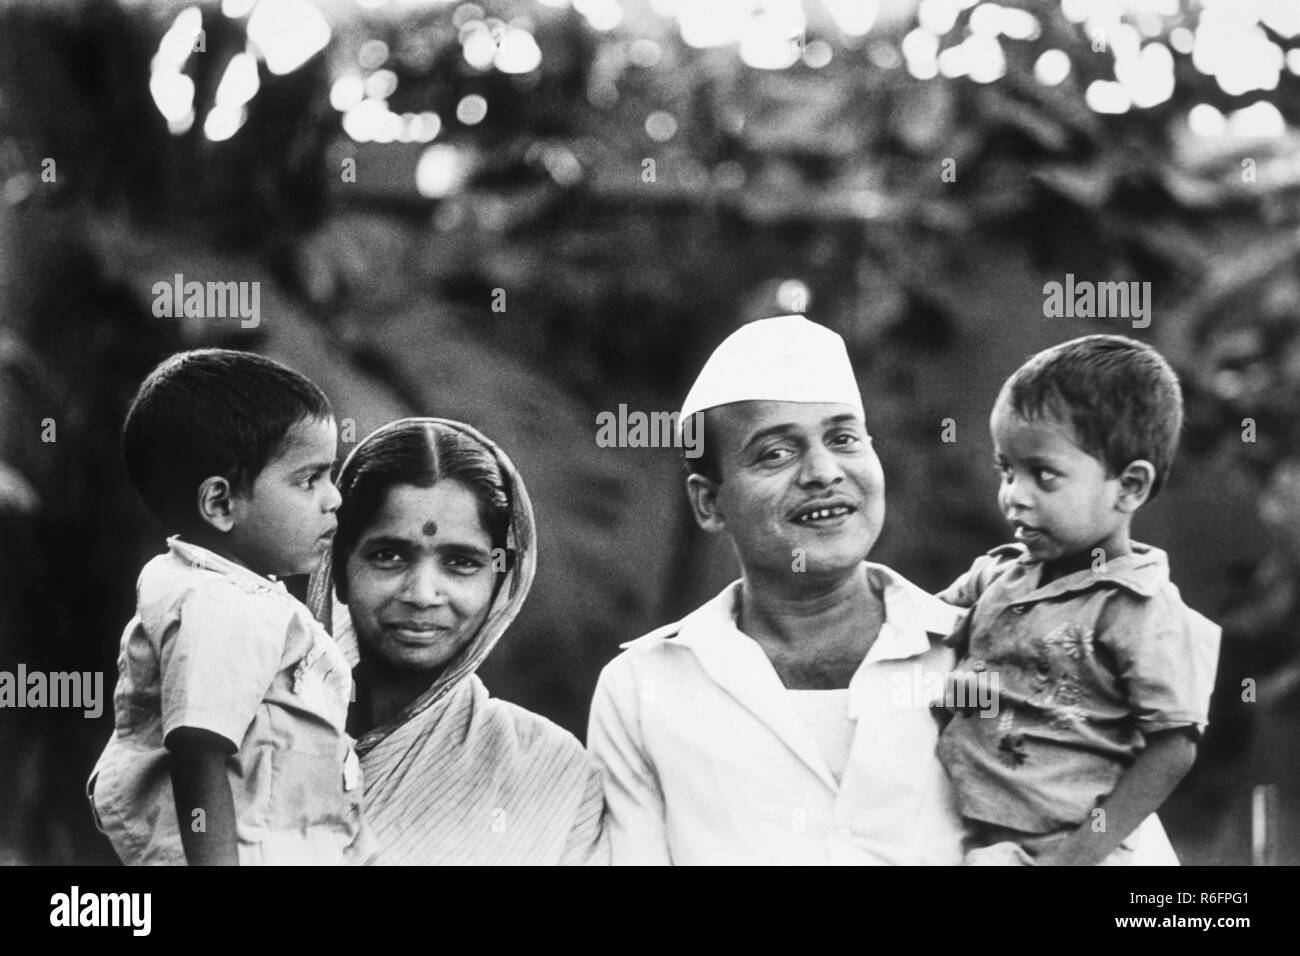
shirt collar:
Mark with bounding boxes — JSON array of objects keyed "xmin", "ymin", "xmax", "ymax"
[
  {"xmin": 167, "ymin": 535, "xmax": 288, "ymax": 595},
  {"xmin": 1015, "ymin": 541, "xmax": 1170, "ymax": 600},
  {"xmin": 863, "ymin": 563, "xmax": 965, "ymax": 663},
  {"xmin": 670, "ymin": 562, "xmax": 962, "ymax": 664}
]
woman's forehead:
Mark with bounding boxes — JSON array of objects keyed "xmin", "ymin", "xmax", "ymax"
[{"xmin": 365, "ymin": 481, "xmax": 489, "ymax": 540}]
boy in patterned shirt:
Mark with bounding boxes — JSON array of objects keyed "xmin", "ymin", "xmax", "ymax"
[{"xmin": 937, "ymin": 335, "xmax": 1220, "ymax": 865}]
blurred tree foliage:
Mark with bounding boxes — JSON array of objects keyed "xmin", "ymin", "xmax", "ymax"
[{"xmin": 2, "ymin": 0, "xmax": 1299, "ymax": 862}]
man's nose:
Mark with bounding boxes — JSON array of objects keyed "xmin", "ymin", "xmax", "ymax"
[{"xmin": 798, "ymin": 443, "xmax": 845, "ymax": 488}]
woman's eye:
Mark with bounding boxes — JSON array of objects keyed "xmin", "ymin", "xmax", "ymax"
[
  {"xmin": 445, "ymin": 555, "xmax": 485, "ymax": 575},
  {"xmin": 367, "ymin": 549, "xmax": 404, "ymax": 568},
  {"xmin": 1035, "ymin": 469, "xmax": 1058, "ymax": 485}
]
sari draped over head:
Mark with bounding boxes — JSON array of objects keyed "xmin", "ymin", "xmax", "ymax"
[{"xmin": 308, "ymin": 418, "xmax": 607, "ymax": 865}]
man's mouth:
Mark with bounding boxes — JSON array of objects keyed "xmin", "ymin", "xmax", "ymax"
[{"xmin": 790, "ymin": 501, "xmax": 858, "ymax": 525}]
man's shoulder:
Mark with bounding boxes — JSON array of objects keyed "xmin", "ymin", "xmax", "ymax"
[
  {"xmin": 596, "ymin": 589, "xmax": 737, "ymax": 692},
  {"xmin": 614, "ymin": 581, "xmax": 740, "ymax": 656},
  {"xmin": 597, "ymin": 622, "xmax": 689, "ymax": 689},
  {"xmin": 618, "ymin": 619, "xmax": 686, "ymax": 653}
]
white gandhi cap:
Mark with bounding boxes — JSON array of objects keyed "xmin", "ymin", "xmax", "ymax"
[{"xmin": 680, "ymin": 315, "xmax": 865, "ymax": 423}]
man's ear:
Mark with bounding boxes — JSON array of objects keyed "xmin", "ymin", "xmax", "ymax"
[
  {"xmin": 197, "ymin": 475, "xmax": 238, "ymax": 532},
  {"xmin": 1115, "ymin": 460, "xmax": 1156, "ymax": 513},
  {"xmin": 685, "ymin": 473, "xmax": 727, "ymax": 533}
]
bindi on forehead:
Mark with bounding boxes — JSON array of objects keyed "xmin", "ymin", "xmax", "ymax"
[{"xmin": 422, "ymin": 521, "xmax": 438, "ymax": 537}]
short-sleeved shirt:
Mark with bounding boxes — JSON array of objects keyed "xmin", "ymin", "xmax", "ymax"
[
  {"xmin": 935, "ymin": 542, "xmax": 1221, "ymax": 835},
  {"xmin": 88, "ymin": 537, "xmax": 371, "ymax": 865}
]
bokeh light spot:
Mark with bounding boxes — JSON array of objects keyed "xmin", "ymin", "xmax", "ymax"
[
  {"xmin": 1034, "ymin": 49, "xmax": 1070, "ymax": 86},
  {"xmin": 456, "ymin": 94, "xmax": 489, "ymax": 125},
  {"xmin": 645, "ymin": 111, "xmax": 678, "ymax": 142}
]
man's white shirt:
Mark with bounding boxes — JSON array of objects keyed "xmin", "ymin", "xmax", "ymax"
[{"xmin": 587, "ymin": 564, "xmax": 969, "ymax": 865}]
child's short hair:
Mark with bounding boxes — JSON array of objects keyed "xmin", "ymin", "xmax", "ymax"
[
  {"xmin": 123, "ymin": 349, "xmax": 333, "ymax": 528},
  {"xmin": 998, "ymin": 334, "xmax": 1183, "ymax": 499}
]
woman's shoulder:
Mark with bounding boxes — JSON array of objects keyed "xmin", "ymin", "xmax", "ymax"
[{"xmin": 471, "ymin": 679, "xmax": 593, "ymax": 768}]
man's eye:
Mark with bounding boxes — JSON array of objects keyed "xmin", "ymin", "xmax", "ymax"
[
  {"xmin": 757, "ymin": 446, "xmax": 795, "ymax": 465},
  {"xmin": 830, "ymin": 433, "xmax": 862, "ymax": 449}
]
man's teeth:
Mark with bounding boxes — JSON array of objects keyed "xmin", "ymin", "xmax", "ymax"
[{"xmin": 796, "ymin": 506, "xmax": 852, "ymax": 523}]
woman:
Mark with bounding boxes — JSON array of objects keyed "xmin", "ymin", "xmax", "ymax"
[{"xmin": 309, "ymin": 418, "xmax": 607, "ymax": 864}]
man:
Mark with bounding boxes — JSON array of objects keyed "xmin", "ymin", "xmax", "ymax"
[{"xmin": 587, "ymin": 315, "xmax": 1176, "ymax": 865}]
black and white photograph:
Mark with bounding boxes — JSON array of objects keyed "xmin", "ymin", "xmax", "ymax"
[{"xmin": 0, "ymin": 0, "xmax": 1295, "ymax": 917}]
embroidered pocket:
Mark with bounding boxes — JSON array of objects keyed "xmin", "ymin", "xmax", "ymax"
[{"xmin": 289, "ymin": 646, "xmax": 350, "ymax": 728}]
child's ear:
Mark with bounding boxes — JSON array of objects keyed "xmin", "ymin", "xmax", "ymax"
[
  {"xmin": 685, "ymin": 473, "xmax": 727, "ymax": 534},
  {"xmin": 197, "ymin": 476, "xmax": 238, "ymax": 532},
  {"xmin": 1115, "ymin": 460, "xmax": 1156, "ymax": 513}
]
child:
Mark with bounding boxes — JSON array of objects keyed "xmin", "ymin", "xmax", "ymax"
[
  {"xmin": 87, "ymin": 349, "xmax": 371, "ymax": 865},
  {"xmin": 937, "ymin": 334, "xmax": 1220, "ymax": 865}
]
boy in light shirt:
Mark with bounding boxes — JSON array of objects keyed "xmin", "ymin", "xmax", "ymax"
[{"xmin": 89, "ymin": 349, "xmax": 371, "ymax": 865}]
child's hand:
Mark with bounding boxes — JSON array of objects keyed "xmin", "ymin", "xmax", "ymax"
[{"xmin": 963, "ymin": 841, "xmax": 1036, "ymax": 866}]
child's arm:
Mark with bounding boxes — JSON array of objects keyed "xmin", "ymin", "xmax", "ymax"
[
  {"xmin": 167, "ymin": 727, "xmax": 239, "ymax": 866},
  {"xmin": 1034, "ymin": 727, "xmax": 1198, "ymax": 866}
]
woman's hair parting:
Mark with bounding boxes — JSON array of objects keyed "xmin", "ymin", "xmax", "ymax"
[{"xmin": 332, "ymin": 421, "xmax": 513, "ymax": 601}]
